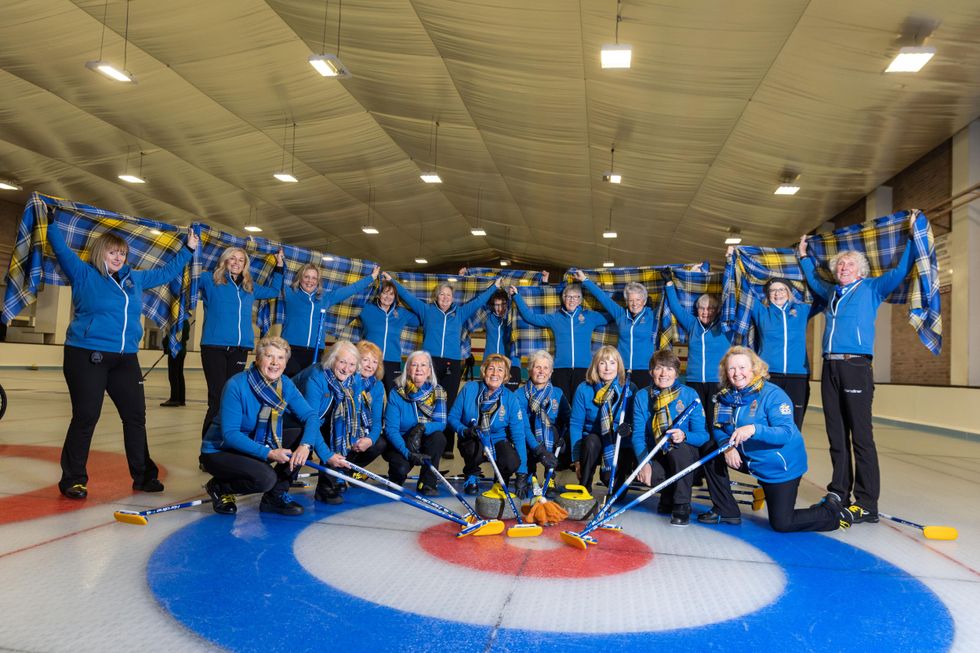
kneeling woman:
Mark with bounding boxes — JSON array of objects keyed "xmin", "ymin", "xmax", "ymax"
[
  {"xmin": 569, "ymin": 346, "xmax": 635, "ymax": 495},
  {"xmin": 383, "ymin": 351, "xmax": 447, "ymax": 495},
  {"xmin": 200, "ymin": 337, "xmax": 327, "ymax": 516},
  {"xmin": 449, "ymin": 354, "xmax": 528, "ymax": 497},
  {"xmin": 516, "ymin": 350, "xmax": 569, "ymax": 480},
  {"xmin": 631, "ymin": 349, "xmax": 709, "ymax": 526},
  {"xmin": 711, "ymin": 346, "xmax": 852, "ymax": 532}
]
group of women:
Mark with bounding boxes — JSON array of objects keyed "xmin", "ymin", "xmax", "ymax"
[{"xmin": 49, "ymin": 215, "xmax": 915, "ymax": 534}]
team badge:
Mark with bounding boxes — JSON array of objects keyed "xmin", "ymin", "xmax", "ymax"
[
  {"xmin": 749, "ymin": 400, "xmax": 758, "ymax": 417},
  {"xmin": 550, "ymin": 399, "xmax": 558, "ymax": 411},
  {"xmin": 789, "ymin": 308, "xmax": 797, "ymax": 317},
  {"xmin": 779, "ymin": 403, "xmax": 792, "ymax": 415},
  {"xmin": 499, "ymin": 407, "xmax": 507, "ymax": 418},
  {"xmin": 676, "ymin": 400, "xmax": 685, "ymax": 412},
  {"xmin": 578, "ymin": 314, "xmax": 586, "ymax": 324}
]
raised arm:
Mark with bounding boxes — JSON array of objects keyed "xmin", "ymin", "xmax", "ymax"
[
  {"xmin": 322, "ymin": 271, "xmax": 375, "ymax": 310},
  {"xmin": 873, "ymin": 239, "xmax": 914, "ymax": 299},
  {"xmin": 387, "ymin": 276, "xmax": 427, "ymax": 316},
  {"xmin": 509, "ymin": 290, "xmax": 551, "ymax": 328},
  {"xmin": 458, "ymin": 279, "xmax": 501, "ymax": 323},
  {"xmin": 581, "ymin": 277, "xmax": 625, "ymax": 320},
  {"xmin": 664, "ymin": 282, "xmax": 697, "ymax": 334},
  {"xmin": 135, "ymin": 234, "xmax": 195, "ymax": 289},
  {"xmin": 798, "ymin": 235, "xmax": 832, "ymax": 301},
  {"xmin": 44, "ymin": 217, "xmax": 89, "ymax": 282}
]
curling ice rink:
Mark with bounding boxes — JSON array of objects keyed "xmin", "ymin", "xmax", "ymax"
[{"xmin": 0, "ymin": 367, "xmax": 977, "ymax": 652}]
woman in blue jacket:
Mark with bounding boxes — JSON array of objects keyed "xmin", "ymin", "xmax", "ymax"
[
  {"xmin": 201, "ymin": 337, "xmax": 326, "ymax": 516},
  {"xmin": 382, "ymin": 350, "xmax": 447, "ymax": 495},
  {"xmin": 709, "ymin": 346, "xmax": 852, "ymax": 532},
  {"xmin": 358, "ymin": 279, "xmax": 421, "ymax": 391},
  {"xmin": 47, "ymin": 218, "xmax": 196, "ymax": 499},
  {"xmin": 449, "ymin": 354, "xmax": 528, "ymax": 496},
  {"xmin": 382, "ymin": 272, "xmax": 500, "ymax": 459},
  {"xmin": 198, "ymin": 247, "xmax": 284, "ymax": 438},
  {"xmin": 508, "ymin": 282, "xmax": 612, "ymax": 401},
  {"xmin": 568, "ymin": 346, "xmax": 634, "ymax": 495},
  {"xmin": 632, "ymin": 349, "xmax": 708, "ymax": 526},
  {"xmin": 517, "ymin": 350, "xmax": 569, "ymax": 483},
  {"xmin": 281, "ymin": 263, "xmax": 379, "ymax": 377}
]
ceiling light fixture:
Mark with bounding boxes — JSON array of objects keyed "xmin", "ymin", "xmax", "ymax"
[
  {"xmin": 309, "ymin": 0, "xmax": 351, "ymax": 78},
  {"xmin": 414, "ymin": 226, "xmax": 428, "ymax": 265},
  {"xmin": 362, "ymin": 186, "xmax": 379, "ymax": 234},
  {"xmin": 243, "ymin": 207, "xmax": 262, "ymax": 233},
  {"xmin": 322, "ymin": 254, "xmax": 335, "ymax": 262},
  {"xmin": 499, "ymin": 259, "xmax": 510, "ymax": 267},
  {"xmin": 420, "ymin": 120, "xmax": 443, "ymax": 183},
  {"xmin": 600, "ymin": 1, "xmax": 632, "ymax": 69},
  {"xmin": 602, "ymin": 260, "xmax": 616, "ymax": 268},
  {"xmin": 602, "ymin": 146, "xmax": 621, "ymax": 183},
  {"xmin": 274, "ymin": 120, "xmax": 299, "ymax": 183},
  {"xmin": 0, "ymin": 179, "xmax": 23, "ymax": 191},
  {"xmin": 725, "ymin": 227, "xmax": 742, "ymax": 245},
  {"xmin": 85, "ymin": 0, "xmax": 137, "ymax": 83},
  {"xmin": 471, "ymin": 188, "xmax": 487, "ymax": 236},
  {"xmin": 118, "ymin": 150, "xmax": 146, "ymax": 184},
  {"xmin": 244, "ymin": 225, "xmax": 263, "ymax": 233},
  {"xmin": 885, "ymin": 45, "xmax": 936, "ymax": 73},
  {"xmin": 602, "ymin": 207, "xmax": 618, "ymax": 238},
  {"xmin": 774, "ymin": 171, "xmax": 800, "ymax": 195}
]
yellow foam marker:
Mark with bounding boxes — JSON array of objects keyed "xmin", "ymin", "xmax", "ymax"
[
  {"xmin": 923, "ymin": 525, "xmax": 958, "ymax": 541},
  {"xmin": 113, "ymin": 511, "xmax": 149, "ymax": 526},
  {"xmin": 752, "ymin": 487, "xmax": 766, "ymax": 511}
]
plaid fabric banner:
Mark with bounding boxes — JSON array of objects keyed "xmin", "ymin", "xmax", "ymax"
[
  {"xmin": 801, "ymin": 209, "xmax": 942, "ymax": 354},
  {"xmin": 344, "ymin": 272, "xmax": 497, "ymax": 358},
  {"xmin": 510, "ymin": 284, "xmax": 562, "ymax": 358},
  {"xmin": 661, "ymin": 266, "xmax": 723, "ymax": 346},
  {"xmin": 466, "ymin": 267, "xmax": 544, "ymax": 286},
  {"xmin": 722, "ymin": 248, "xmax": 815, "ymax": 346},
  {"xmin": 2, "ymin": 192, "xmax": 194, "ymax": 353}
]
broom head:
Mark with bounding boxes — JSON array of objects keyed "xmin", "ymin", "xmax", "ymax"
[{"xmin": 113, "ymin": 511, "xmax": 148, "ymax": 526}]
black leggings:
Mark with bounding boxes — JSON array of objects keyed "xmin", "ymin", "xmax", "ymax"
[
  {"xmin": 551, "ymin": 368, "xmax": 588, "ymax": 404},
  {"xmin": 458, "ymin": 436, "xmax": 521, "ymax": 480},
  {"xmin": 382, "ymin": 361, "xmax": 402, "ymax": 393},
  {"xmin": 60, "ymin": 346, "xmax": 157, "ymax": 490},
  {"xmin": 642, "ymin": 442, "xmax": 698, "ymax": 509},
  {"xmin": 578, "ymin": 432, "xmax": 637, "ymax": 494},
  {"xmin": 285, "ymin": 345, "xmax": 317, "ymax": 378},
  {"xmin": 760, "ymin": 475, "xmax": 841, "ymax": 532},
  {"xmin": 384, "ymin": 431, "xmax": 447, "ymax": 487},
  {"xmin": 165, "ymin": 348, "xmax": 186, "ymax": 403},
  {"xmin": 432, "ymin": 357, "xmax": 462, "ymax": 453},
  {"xmin": 200, "ymin": 427, "xmax": 304, "ymax": 497},
  {"xmin": 200, "ymin": 345, "xmax": 250, "ymax": 438},
  {"xmin": 769, "ymin": 373, "xmax": 810, "ymax": 430}
]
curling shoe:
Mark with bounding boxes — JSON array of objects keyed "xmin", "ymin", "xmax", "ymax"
[
  {"xmin": 260, "ymin": 491, "xmax": 304, "ymax": 516},
  {"xmin": 416, "ymin": 481, "xmax": 439, "ymax": 497},
  {"xmin": 314, "ymin": 481, "xmax": 344, "ymax": 505},
  {"xmin": 697, "ymin": 509, "xmax": 741, "ymax": 525},
  {"xmin": 133, "ymin": 478, "xmax": 165, "ymax": 493},
  {"xmin": 61, "ymin": 483, "xmax": 88, "ymax": 500},
  {"xmin": 463, "ymin": 474, "xmax": 480, "ymax": 495},
  {"xmin": 205, "ymin": 479, "xmax": 237, "ymax": 515},
  {"xmin": 847, "ymin": 503, "xmax": 879, "ymax": 524},
  {"xmin": 823, "ymin": 492, "xmax": 853, "ymax": 530}
]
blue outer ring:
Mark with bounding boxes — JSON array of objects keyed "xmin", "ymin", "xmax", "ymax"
[{"xmin": 147, "ymin": 493, "xmax": 953, "ymax": 652}]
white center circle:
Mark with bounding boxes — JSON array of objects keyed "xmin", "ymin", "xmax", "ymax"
[{"xmin": 294, "ymin": 502, "xmax": 786, "ymax": 633}]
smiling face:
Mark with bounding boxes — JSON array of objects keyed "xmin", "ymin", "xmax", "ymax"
[
  {"xmin": 436, "ymin": 286, "xmax": 454, "ymax": 311},
  {"xmin": 103, "ymin": 246, "xmax": 127, "ymax": 274},
  {"xmin": 482, "ymin": 361, "xmax": 508, "ymax": 391},
  {"xmin": 726, "ymin": 353, "xmax": 753, "ymax": 390},
  {"xmin": 224, "ymin": 250, "xmax": 246, "ymax": 276},
  {"xmin": 651, "ymin": 363, "xmax": 678, "ymax": 389},
  {"xmin": 767, "ymin": 282, "xmax": 790, "ymax": 307},
  {"xmin": 697, "ymin": 298, "xmax": 718, "ymax": 326},
  {"xmin": 562, "ymin": 289, "xmax": 582, "ymax": 312},
  {"xmin": 408, "ymin": 355, "xmax": 431, "ymax": 386},
  {"xmin": 626, "ymin": 291, "xmax": 646, "ymax": 314},
  {"xmin": 835, "ymin": 255, "xmax": 861, "ymax": 285},
  {"xmin": 529, "ymin": 357, "xmax": 553, "ymax": 387},
  {"xmin": 331, "ymin": 350, "xmax": 358, "ymax": 382},
  {"xmin": 300, "ymin": 268, "xmax": 320, "ymax": 293},
  {"xmin": 379, "ymin": 285, "xmax": 396, "ymax": 309},
  {"xmin": 257, "ymin": 346, "xmax": 287, "ymax": 382},
  {"xmin": 359, "ymin": 352, "xmax": 379, "ymax": 379},
  {"xmin": 597, "ymin": 355, "xmax": 619, "ymax": 382},
  {"xmin": 491, "ymin": 298, "xmax": 508, "ymax": 318}
]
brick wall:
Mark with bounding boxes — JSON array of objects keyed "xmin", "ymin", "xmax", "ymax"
[
  {"xmin": 887, "ymin": 139, "xmax": 952, "ymax": 233},
  {"xmin": 889, "ymin": 288, "xmax": 951, "ymax": 385},
  {"xmin": 832, "ymin": 197, "xmax": 866, "ymax": 228}
]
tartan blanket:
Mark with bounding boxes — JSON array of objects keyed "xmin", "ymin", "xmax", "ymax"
[
  {"xmin": 657, "ymin": 265, "xmax": 723, "ymax": 346},
  {"xmin": 800, "ymin": 209, "xmax": 941, "ymax": 354},
  {"xmin": 2, "ymin": 193, "xmax": 195, "ymax": 353}
]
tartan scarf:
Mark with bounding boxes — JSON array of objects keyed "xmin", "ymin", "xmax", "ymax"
[
  {"xmin": 524, "ymin": 382, "xmax": 556, "ymax": 450},
  {"xmin": 649, "ymin": 382, "xmax": 681, "ymax": 439},
  {"xmin": 399, "ymin": 381, "xmax": 447, "ymax": 424},
  {"xmin": 324, "ymin": 369, "xmax": 358, "ymax": 455},
  {"xmin": 358, "ymin": 375, "xmax": 377, "ymax": 436},
  {"xmin": 477, "ymin": 383, "xmax": 504, "ymax": 434},
  {"xmin": 713, "ymin": 377, "xmax": 766, "ymax": 433},
  {"xmin": 245, "ymin": 364, "xmax": 287, "ymax": 447},
  {"xmin": 593, "ymin": 380, "xmax": 623, "ymax": 436}
]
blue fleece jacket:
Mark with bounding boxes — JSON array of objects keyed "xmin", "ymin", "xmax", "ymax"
[
  {"xmin": 384, "ymin": 386, "xmax": 448, "ymax": 459},
  {"xmin": 390, "ymin": 279, "xmax": 498, "ymax": 360},
  {"xmin": 483, "ymin": 311, "xmax": 516, "ymax": 359},
  {"xmin": 511, "ymin": 294, "xmax": 611, "ymax": 369},
  {"xmin": 359, "ymin": 302, "xmax": 421, "ymax": 362},
  {"xmin": 46, "ymin": 219, "xmax": 192, "ymax": 354},
  {"xmin": 280, "ymin": 274, "xmax": 374, "ymax": 349},
  {"xmin": 515, "ymin": 383, "xmax": 570, "ymax": 452},
  {"xmin": 749, "ymin": 300, "xmax": 819, "ymax": 375},
  {"xmin": 292, "ymin": 367, "xmax": 385, "ymax": 456},
  {"xmin": 201, "ymin": 372, "xmax": 324, "ymax": 460},
  {"xmin": 631, "ymin": 384, "xmax": 709, "ymax": 458},
  {"xmin": 582, "ymin": 278, "xmax": 659, "ymax": 372},
  {"xmin": 568, "ymin": 381, "xmax": 634, "ymax": 462},
  {"xmin": 801, "ymin": 242, "xmax": 913, "ymax": 356},
  {"xmin": 712, "ymin": 382, "xmax": 807, "ymax": 484},
  {"xmin": 448, "ymin": 381, "xmax": 528, "ymax": 473},
  {"xmin": 664, "ymin": 284, "xmax": 731, "ymax": 383},
  {"xmin": 198, "ymin": 269, "xmax": 283, "ymax": 348}
]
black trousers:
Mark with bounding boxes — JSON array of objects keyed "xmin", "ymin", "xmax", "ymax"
[
  {"xmin": 200, "ymin": 427, "xmax": 304, "ymax": 497},
  {"xmin": 821, "ymin": 357, "xmax": 878, "ymax": 511},
  {"xmin": 200, "ymin": 345, "xmax": 250, "ymax": 438},
  {"xmin": 59, "ymin": 346, "xmax": 158, "ymax": 490},
  {"xmin": 687, "ymin": 381, "xmax": 720, "ymax": 429},
  {"xmin": 165, "ymin": 348, "xmax": 187, "ymax": 403},
  {"xmin": 315, "ymin": 427, "xmax": 388, "ymax": 489},
  {"xmin": 769, "ymin": 373, "xmax": 810, "ymax": 430},
  {"xmin": 643, "ymin": 442, "xmax": 698, "ymax": 509},
  {"xmin": 285, "ymin": 345, "xmax": 317, "ymax": 378},
  {"xmin": 759, "ymin": 475, "xmax": 841, "ymax": 532},
  {"xmin": 382, "ymin": 361, "xmax": 402, "ymax": 393},
  {"xmin": 688, "ymin": 380, "xmax": 722, "ymax": 494},
  {"xmin": 504, "ymin": 364, "xmax": 523, "ymax": 392},
  {"xmin": 551, "ymin": 368, "xmax": 588, "ymax": 404},
  {"xmin": 383, "ymin": 430, "xmax": 446, "ymax": 487},
  {"xmin": 432, "ymin": 357, "xmax": 462, "ymax": 453},
  {"xmin": 627, "ymin": 369, "xmax": 652, "ymax": 390},
  {"xmin": 578, "ymin": 432, "xmax": 637, "ymax": 494},
  {"xmin": 458, "ymin": 436, "xmax": 521, "ymax": 479},
  {"xmin": 701, "ymin": 437, "xmax": 740, "ymax": 518}
]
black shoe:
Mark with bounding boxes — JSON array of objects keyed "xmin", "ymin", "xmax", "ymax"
[
  {"xmin": 656, "ymin": 501, "xmax": 673, "ymax": 515},
  {"xmin": 823, "ymin": 491, "xmax": 853, "ymax": 530},
  {"xmin": 463, "ymin": 474, "xmax": 480, "ymax": 495},
  {"xmin": 809, "ymin": 492, "xmax": 844, "ymax": 509},
  {"xmin": 205, "ymin": 479, "xmax": 237, "ymax": 515},
  {"xmin": 314, "ymin": 482, "xmax": 344, "ymax": 505},
  {"xmin": 697, "ymin": 510, "xmax": 741, "ymax": 525},
  {"xmin": 260, "ymin": 491, "xmax": 304, "ymax": 516},
  {"xmin": 670, "ymin": 513, "xmax": 690, "ymax": 527},
  {"xmin": 133, "ymin": 478, "xmax": 165, "ymax": 493},
  {"xmin": 847, "ymin": 503, "xmax": 879, "ymax": 524},
  {"xmin": 416, "ymin": 482, "xmax": 438, "ymax": 497},
  {"xmin": 442, "ymin": 451, "xmax": 455, "ymax": 460},
  {"xmin": 159, "ymin": 400, "xmax": 182, "ymax": 407},
  {"xmin": 61, "ymin": 483, "xmax": 88, "ymax": 500}
]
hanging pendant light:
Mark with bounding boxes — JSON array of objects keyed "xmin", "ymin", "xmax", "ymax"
[{"xmin": 86, "ymin": 0, "xmax": 137, "ymax": 83}]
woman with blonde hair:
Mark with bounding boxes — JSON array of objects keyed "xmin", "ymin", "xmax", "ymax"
[
  {"xmin": 198, "ymin": 246, "xmax": 284, "ymax": 438},
  {"xmin": 516, "ymin": 350, "xmax": 570, "ymax": 482},
  {"xmin": 568, "ymin": 345, "xmax": 635, "ymax": 495}
]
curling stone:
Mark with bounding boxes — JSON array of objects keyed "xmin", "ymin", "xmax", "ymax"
[
  {"xmin": 557, "ymin": 484, "xmax": 598, "ymax": 521},
  {"xmin": 475, "ymin": 483, "xmax": 511, "ymax": 520}
]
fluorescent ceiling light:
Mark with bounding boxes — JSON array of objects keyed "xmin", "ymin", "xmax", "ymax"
[
  {"xmin": 85, "ymin": 60, "xmax": 136, "ymax": 83},
  {"xmin": 414, "ymin": 257, "xmax": 428, "ymax": 265},
  {"xmin": 308, "ymin": 53, "xmax": 351, "ymax": 78},
  {"xmin": 774, "ymin": 183, "xmax": 800, "ymax": 195},
  {"xmin": 470, "ymin": 227, "xmax": 487, "ymax": 236},
  {"xmin": 499, "ymin": 259, "xmax": 510, "ymax": 267},
  {"xmin": 117, "ymin": 173, "xmax": 146, "ymax": 184},
  {"xmin": 244, "ymin": 225, "xmax": 262, "ymax": 233},
  {"xmin": 602, "ymin": 172, "xmax": 622, "ymax": 184},
  {"xmin": 600, "ymin": 44, "xmax": 632, "ymax": 69},
  {"xmin": 602, "ymin": 230, "xmax": 618, "ymax": 239},
  {"xmin": 420, "ymin": 172, "xmax": 442, "ymax": 184},
  {"xmin": 0, "ymin": 180, "xmax": 23, "ymax": 191},
  {"xmin": 273, "ymin": 172, "xmax": 298, "ymax": 183},
  {"xmin": 362, "ymin": 226, "xmax": 379, "ymax": 235},
  {"xmin": 447, "ymin": 277, "xmax": 457, "ymax": 282},
  {"xmin": 602, "ymin": 260, "xmax": 615, "ymax": 268},
  {"xmin": 724, "ymin": 237, "xmax": 743, "ymax": 245},
  {"xmin": 885, "ymin": 46, "xmax": 936, "ymax": 73},
  {"xmin": 321, "ymin": 255, "xmax": 335, "ymax": 262}
]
